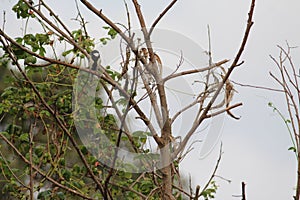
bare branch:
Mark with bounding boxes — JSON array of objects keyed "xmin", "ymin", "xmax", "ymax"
[
  {"xmin": 206, "ymin": 102, "xmax": 243, "ymax": 118},
  {"xmin": 79, "ymin": 0, "xmax": 132, "ymax": 47},
  {"xmin": 137, "ymin": 65, "xmax": 163, "ymax": 128},
  {"xmin": 149, "ymin": 0, "xmax": 178, "ymax": 36},
  {"xmin": 173, "ymin": 0, "xmax": 256, "ymax": 158},
  {"xmin": 163, "ymin": 59, "xmax": 229, "ymax": 82},
  {"xmin": 101, "ymin": 83, "xmax": 137, "ymax": 152},
  {"xmin": 269, "ymin": 44, "xmax": 300, "ymax": 200},
  {"xmin": 131, "ymin": 0, "xmax": 154, "ymax": 61},
  {"xmin": 2, "ymin": 11, "xmax": 6, "ymax": 31},
  {"xmin": 200, "ymin": 143, "xmax": 223, "ymax": 195},
  {"xmin": 231, "ymin": 80, "xmax": 284, "ymax": 93},
  {"xmin": 40, "ymin": 0, "xmax": 73, "ymax": 37}
]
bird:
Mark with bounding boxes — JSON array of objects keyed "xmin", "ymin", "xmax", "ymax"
[
  {"xmin": 90, "ymin": 50, "xmax": 101, "ymax": 71},
  {"xmin": 76, "ymin": 50, "xmax": 102, "ymax": 100}
]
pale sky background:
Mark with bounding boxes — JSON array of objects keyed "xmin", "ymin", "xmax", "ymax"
[{"xmin": 1, "ymin": 0, "xmax": 300, "ymax": 199}]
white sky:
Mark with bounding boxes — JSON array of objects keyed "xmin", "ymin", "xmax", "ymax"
[{"xmin": 1, "ymin": 0, "xmax": 300, "ymax": 199}]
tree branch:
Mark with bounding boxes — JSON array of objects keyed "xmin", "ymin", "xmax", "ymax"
[
  {"xmin": 200, "ymin": 143, "xmax": 223, "ymax": 195},
  {"xmin": 149, "ymin": 0, "xmax": 178, "ymax": 36},
  {"xmin": 22, "ymin": 0, "xmax": 88, "ymax": 57},
  {"xmin": 205, "ymin": 102, "xmax": 243, "ymax": 118},
  {"xmin": 163, "ymin": 59, "xmax": 229, "ymax": 83},
  {"xmin": 173, "ymin": 0, "xmax": 256, "ymax": 158},
  {"xmin": 79, "ymin": 0, "xmax": 133, "ymax": 49}
]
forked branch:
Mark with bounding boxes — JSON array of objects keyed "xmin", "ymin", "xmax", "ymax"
[{"xmin": 173, "ymin": 0, "xmax": 256, "ymax": 158}]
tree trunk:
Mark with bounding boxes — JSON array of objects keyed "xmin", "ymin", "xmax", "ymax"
[
  {"xmin": 160, "ymin": 145, "xmax": 175, "ymax": 200},
  {"xmin": 160, "ymin": 116, "xmax": 175, "ymax": 200}
]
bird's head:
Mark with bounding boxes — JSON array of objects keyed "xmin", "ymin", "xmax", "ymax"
[
  {"xmin": 90, "ymin": 50, "xmax": 100, "ymax": 61},
  {"xmin": 89, "ymin": 50, "xmax": 101, "ymax": 71}
]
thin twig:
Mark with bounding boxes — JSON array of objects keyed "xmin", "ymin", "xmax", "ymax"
[
  {"xmin": 173, "ymin": 0, "xmax": 256, "ymax": 157},
  {"xmin": 200, "ymin": 143, "xmax": 223, "ymax": 195},
  {"xmin": 231, "ymin": 80, "xmax": 284, "ymax": 93},
  {"xmin": 205, "ymin": 102, "xmax": 243, "ymax": 118},
  {"xmin": 163, "ymin": 59, "xmax": 229, "ymax": 82},
  {"xmin": 149, "ymin": 0, "xmax": 178, "ymax": 36},
  {"xmin": 40, "ymin": 0, "xmax": 73, "ymax": 37},
  {"xmin": 269, "ymin": 44, "xmax": 300, "ymax": 199},
  {"xmin": 74, "ymin": 0, "xmax": 89, "ymax": 37},
  {"xmin": 2, "ymin": 11, "xmax": 6, "ymax": 31},
  {"xmin": 79, "ymin": 0, "xmax": 133, "ymax": 50},
  {"xmin": 101, "ymin": 83, "xmax": 138, "ymax": 152},
  {"xmin": 29, "ymin": 121, "xmax": 35, "ymax": 200},
  {"xmin": 146, "ymin": 187, "xmax": 160, "ymax": 200},
  {"xmin": 138, "ymin": 64, "xmax": 163, "ymax": 128}
]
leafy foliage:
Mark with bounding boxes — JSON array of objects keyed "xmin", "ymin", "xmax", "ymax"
[
  {"xmin": 201, "ymin": 181, "xmax": 219, "ymax": 200},
  {"xmin": 12, "ymin": 0, "xmax": 35, "ymax": 19},
  {"xmin": 268, "ymin": 102, "xmax": 297, "ymax": 155},
  {"xmin": 0, "ymin": 2, "xmax": 170, "ymax": 199}
]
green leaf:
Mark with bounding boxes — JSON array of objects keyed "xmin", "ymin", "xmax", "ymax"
[
  {"xmin": 37, "ymin": 190, "xmax": 51, "ymax": 199},
  {"xmin": 24, "ymin": 56, "xmax": 37, "ymax": 64},
  {"xmin": 15, "ymin": 37, "xmax": 23, "ymax": 44},
  {"xmin": 62, "ymin": 169, "xmax": 72, "ymax": 181},
  {"xmin": 62, "ymin": 49, "xmax": 72, "ymax": 57},
  {"xmin": 288, "ymin": 146, "xmax": 296, "ymax": 153},
  {"xmin": 40, "ymin": 110, "xmax": 51, "ymax": 117},
  {"xmin": 80, "ymin": 145, "xmax": 89, "ymax": 155},
  {"xmin": 59, "ymin": 158, "xmax": 66, "ymax": 166},
  {"xmin": 102, "ymin": 26, "xmax": 110, "ymax": 30},
  {"xmin": 56, "ymin": 192, "xmax": 65, "ymax": 200},
  {"xmin": 24, "ymin": 34, "xmax": 35, "ymax": 44},
  {"xmin": 72, "ymin": 164, "xmax": 81, "ymax": 175},
  {"xmin": 100, "ymin": 37, "xmax": 109, "ymax": 45},
  {"xmin": 36, "ymin": 33, "xmax": 50, "ymax": 45},
  {"xmin": 19, "ymin": 133, "xmax": 29, "ymax": 142},
  {"xmin": 34, "ymin": 146, "xmax": 44, "ymax": 158},
  {"xmin": 108, "ymin": 28, "xmax": 118, "ymax": 39},
  {"xmin": 12, "ymin": 0, "xmax": 35, "ymax": 19}
]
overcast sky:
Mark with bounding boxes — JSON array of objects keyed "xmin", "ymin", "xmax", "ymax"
[{"xmin": 1, "ymin": 0, "xmax": 300, "ymax": 199}]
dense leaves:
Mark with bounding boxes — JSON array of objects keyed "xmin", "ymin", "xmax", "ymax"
[{"xmin": 0, "ymin": 3, "xmax": 168, "ymax": 199}]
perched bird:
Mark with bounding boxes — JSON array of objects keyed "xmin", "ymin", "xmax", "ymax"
[
  {"xmin": 76, "ymin": 50, "xmax": 102, "ymax": 99},
  {"xmin": 90, "ymin": 50, "xmax": 101, "ymax": 71}
]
